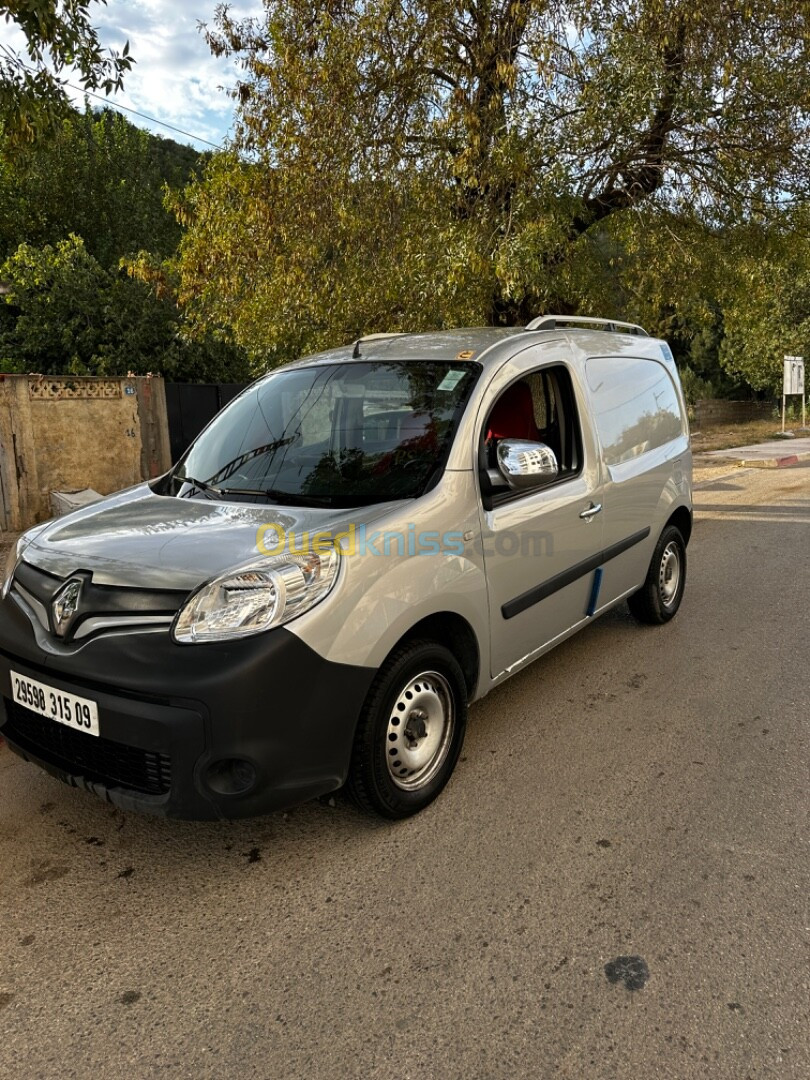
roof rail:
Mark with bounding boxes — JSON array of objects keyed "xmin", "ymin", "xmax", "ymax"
[
  {"xmin": 351, "ymin": 332, "xmax": 407, "ymax": 358},
  {"xmin": 525, "ymin": 315, "xmax": 649, "ymax": 337}
]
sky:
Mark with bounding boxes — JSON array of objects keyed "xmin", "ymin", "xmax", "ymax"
[{"xmin": 0, "ymin": 1, "xmax": 266, "ymax": 151}]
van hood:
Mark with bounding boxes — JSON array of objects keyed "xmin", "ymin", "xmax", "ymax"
[{"xmin": 23, "ymin": 483, "xmax": 403, "ymax": 591}]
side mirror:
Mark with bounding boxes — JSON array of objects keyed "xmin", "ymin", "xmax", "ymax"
[{"xmin": 496, "ymin": 440, "xmax": 559, "ymax": 489}]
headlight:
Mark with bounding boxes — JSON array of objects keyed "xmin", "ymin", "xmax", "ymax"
[
  {"xmin": 172, "ymin": 547, "xmax": 340, "ymax": 644},
  {"xmin": 2, "ymin": 528, "xmax": 41, "ymax": 599}
]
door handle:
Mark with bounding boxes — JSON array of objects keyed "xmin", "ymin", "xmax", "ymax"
[{"xmin": 579, "ymin": 502, "xmax": 602, "ymax": 521}]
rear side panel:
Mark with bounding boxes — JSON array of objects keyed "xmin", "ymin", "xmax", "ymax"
[{"xmin": 582, "ymin": 351, "xmax": 692, "ymax": 606}]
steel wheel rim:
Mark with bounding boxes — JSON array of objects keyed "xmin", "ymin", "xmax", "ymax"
[
  {"xmin": 659, "ymin": 542, "xmax": 681, "ymax": 606},
  {"xmin": 385, "ymin": 670, "xmax": 455, "ymax": 791}
]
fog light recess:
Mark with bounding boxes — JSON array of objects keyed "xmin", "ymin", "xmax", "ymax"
[{"xmin": 205, "ymin": 758, "xmax": 257, "ymax": 796}]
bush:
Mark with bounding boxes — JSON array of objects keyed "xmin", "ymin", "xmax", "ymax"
[{"xmin": 678, "ymin": 365, "xmax": 717, "ymax": 407}]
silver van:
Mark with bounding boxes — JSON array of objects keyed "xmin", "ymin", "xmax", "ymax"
[{"xmin": 0, "ymin": 317, "xmax": 692, "ymax": 819}]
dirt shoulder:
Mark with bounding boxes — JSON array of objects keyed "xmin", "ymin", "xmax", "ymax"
[{"xmin": 690, "ymin": 418, "xmax": 798, "ymax": 453}]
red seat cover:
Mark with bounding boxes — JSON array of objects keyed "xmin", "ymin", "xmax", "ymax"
[{"xmin": 486, "ymin": 381, "xmax": 538, "ymax": 441}]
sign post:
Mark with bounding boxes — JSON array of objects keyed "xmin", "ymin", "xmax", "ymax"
[{"xmin": 782, "ymin": 356, "xmax": 805, "ymax": 433}]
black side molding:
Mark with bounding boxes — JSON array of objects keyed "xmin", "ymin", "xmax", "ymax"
[{"xmin": 502, "ymin": 527, "xmax": 651, "ymax": 620}]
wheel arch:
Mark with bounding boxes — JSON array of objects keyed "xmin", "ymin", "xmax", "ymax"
[
  {"xmin": 665, "ymin": 504, "xmax": 693, "ymax": 546},
  {"xmin": 393, "ymin": 611, "xmax": 481, "ymax": 701}
]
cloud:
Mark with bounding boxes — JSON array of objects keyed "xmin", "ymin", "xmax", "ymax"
[
  {"xmin": 91, "ymin": 1, "xmax": 266, "ymax": 148},
  {"xmin": 0, "ymin": 1, "xmax": 266, "ymax": 149}
]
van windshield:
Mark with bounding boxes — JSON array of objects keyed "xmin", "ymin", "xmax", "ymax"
[{"xmin": 170, "ymin": 360, "xmax": 480, "ymax": 508}]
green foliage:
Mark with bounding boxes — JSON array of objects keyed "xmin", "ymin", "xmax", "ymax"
[
  {"xmin": 611, "ymin": 206, "xmax": 810, "ymax": 394},
  {"xmin": 0, "ymin": 106, "xmax": 250, "ymax": 381},
  {"xmin": 0, "ymin": 1, "xmax": 133, "ymax": 145},
  {"xmin": 0, "ymin": 235, "xmax": 108, "ymax": 371},
  {"xmin": 0, "ymin": 235, "xmax": 253, "ymax": 380},
  {"xmin": 174, "ymin": 0, "xmax": 810, "ymax": 365},
  {"xmin": 715, "ymin": 217, "xmax": 810, "ymax": 393},
  {"xmin": 0, "ymin": 15, "xmax": 246, "ymax": 382},
  {"xmin": 3, "ymin": 5, "xmax": 809, "ymax": 390},
  {"xmin": 0, "ymin": 105, "xmax": 202, "ymax": 264},
  {"xmin": 678, "ymin": 367, "xmax": 717, "ymax": 407},
  {"xmin": 172, "ymin": 155, "xmax": 494, "ymax": 366}
]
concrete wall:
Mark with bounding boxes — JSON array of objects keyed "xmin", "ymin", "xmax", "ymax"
[{"xmin": 0, "ymin": 375, "xmax": 171, "ymax": 532}]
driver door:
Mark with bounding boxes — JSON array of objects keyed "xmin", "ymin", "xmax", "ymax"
[{"xmin": 478, "ymin": 359, "xmax": 605, "ymax": 678}]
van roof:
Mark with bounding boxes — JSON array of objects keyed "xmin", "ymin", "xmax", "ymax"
[
  {"xmin": 296, "ymin": 327, "xmax": 520, "ymax": 368},
  {"xmin": 292, "ymin": 320, "xmax": 669, "ymax": 373}
]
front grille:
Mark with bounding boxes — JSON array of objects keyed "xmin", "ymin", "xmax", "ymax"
[
  {"xmin": 12, "ymin": 561, "xmax": 186, "ymax": 644},
  {"xmin": 2, "ymin": 699, "xmax": 172, "ymax": 796}
]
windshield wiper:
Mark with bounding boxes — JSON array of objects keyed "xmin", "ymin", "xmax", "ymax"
[
  {"xmin": 219, "ymin": 487, "xmax": 276, "ymax": 498},
  {"xmin": 175, "ymin": 475, "xmax": 223, "ymax": 500},
  {"xmin": 219, "ymin": 487, "xmax": 334, "ymax": 508}
]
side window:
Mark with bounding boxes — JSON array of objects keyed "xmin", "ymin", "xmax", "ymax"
[
  {"xmin": 480, "ymin": 364, "xmax": 582, "ymax": 498},
  {"xmin": 585, "ymin": 357, "xmax": 685, "ymax": 467}
]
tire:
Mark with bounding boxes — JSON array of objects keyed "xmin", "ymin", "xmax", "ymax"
[
  {"xmin": 347, "ymin": 639, "xmax": 468, "ymax": 819},
  {"xmin": 627, "ymin": 524, "xmax": 687, "ymax": 625}
]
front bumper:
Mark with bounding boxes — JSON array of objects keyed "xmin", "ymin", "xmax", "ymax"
[{"xmin": 0, "ymin": 591, "xmax": 375, "ymax": 819}]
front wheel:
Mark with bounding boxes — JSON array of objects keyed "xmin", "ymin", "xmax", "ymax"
[
  {"xmin": 347, "ymin": 639, "xmax": 468, "ymax": 819},
  {"xmin": 627, "ymin": 524, "xmax": 687, "ymax": 625}
]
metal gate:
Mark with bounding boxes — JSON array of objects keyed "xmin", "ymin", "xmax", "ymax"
[{"xmin": 165, "ymin": 383, "xmax": 248, "ymax": 463}]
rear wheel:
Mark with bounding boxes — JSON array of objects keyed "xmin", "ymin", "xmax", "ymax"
[
  {"xmin": 627, "ymin": 524, "xmax": 687, "ymax": 625},
  {"xmin": 347, "ymin": 639, "xmax": 468, "ymax": 819}
]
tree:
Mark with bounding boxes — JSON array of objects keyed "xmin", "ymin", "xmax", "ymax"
[
  {"xmin": 0, "ymin": 105, "xmax": 250, "ymax": 381},
  {"xmin": 716, "ymin": 215, "xmax": 810, "ymax": 393},
  {"xmin": 0, "ymin": 234, "xmax": 253, "ymax": 380},
  {"xmin": 0, "ymin": 105, "xmax": 202, "ymax": 265},
  {"xmin": 575, "ymin": 205, "xmax": 810, "ymax": 395},
  {"xmin": 0, "ymin": 234, "xmax": 175, "ymax": 374},
  {"xmin": 173, "ymin": 0, "xmax": 810, "ymax": 362},
  {"xmin": 0, "ymin": 1, "xmax": 132, "ymax": 144}
]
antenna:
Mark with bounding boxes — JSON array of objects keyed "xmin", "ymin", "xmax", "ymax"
[{"xmin": 350, "ymin": 332, "xmax": 407, "ymax": 358}]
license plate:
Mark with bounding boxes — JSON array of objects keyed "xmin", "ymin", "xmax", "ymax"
[{"xmin": 10, "ymin": 670, "xmax": 99, "ymax": 737}]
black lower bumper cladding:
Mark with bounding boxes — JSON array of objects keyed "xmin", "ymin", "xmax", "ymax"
[{"xmin": 0, "ymin": 594, "xmax": 374, "ymax": 819}]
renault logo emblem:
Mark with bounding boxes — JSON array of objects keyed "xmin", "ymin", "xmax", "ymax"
[{"xmin": 52, "ymin": 578, "xmax": 83, "ymax": 638}]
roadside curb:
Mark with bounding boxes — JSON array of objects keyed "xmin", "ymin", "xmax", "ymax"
[
  {"xmin": 715, "ymin": 451, "xmax": 809, "ymax": 469},
  {"xmin": 695, "ymin": 450, "xmax": 810, "ymax": 470}
]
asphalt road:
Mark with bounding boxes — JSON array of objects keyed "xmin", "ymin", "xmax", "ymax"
[{"xmin": 0, "ymin": 463, "xmax": 808, "ymax": 1080}]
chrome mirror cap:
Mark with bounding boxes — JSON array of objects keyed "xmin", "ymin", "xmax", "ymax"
[{"xmin": 496, "ymin": 440, "xmax": 559, "ymax": 488}]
